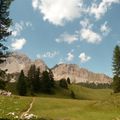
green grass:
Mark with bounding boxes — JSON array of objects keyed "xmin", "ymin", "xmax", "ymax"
[
  {"xmin": 30, "ymin": 96, "xmax": 120, "ymax": 120},
  {"xmin": 0, "ymin": 96, "xmax": 32, "ymax": 118},
  {"xmin": 70, "ymin": 84, "xmax": 112, "ymax": 100},
  {"xmin": 0, "ymin": 85, "xmax": 120, "ymax": 120}
]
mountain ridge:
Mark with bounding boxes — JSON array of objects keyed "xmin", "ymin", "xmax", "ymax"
[{"xmin": 0, "ymin": 52, "xmax": 112, "ymax": 84}]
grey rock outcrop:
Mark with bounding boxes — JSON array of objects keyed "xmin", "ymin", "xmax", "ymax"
[{"xmin": 52, "ymin": 64, "xmax": 112, "ymax": 84}]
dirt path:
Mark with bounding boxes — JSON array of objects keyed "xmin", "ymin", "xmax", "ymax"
[{"xmin": 20, "ymin": 97, "xmax": 35, "ymax": 119}]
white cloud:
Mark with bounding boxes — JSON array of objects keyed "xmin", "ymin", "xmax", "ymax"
[
  {"xmin": 32, "ymin": 0, "xmax": 84, "ymax": 26},
  {"xmin": 25, "ymin": 22, "xmax": 33, "ymax": 27},
  {"xmin": 66, "ymin": 52, "xmax": 74, "ymax": 62},
  {"xmin": 37, "ymin": 51, "xmax": 59, "ymax": 58},
  {"xmin": 11, "ymin": 21, "xmax": 32, "ymax": 37},
  {"xmin": 79, "ymin": 52, "xmax": 91, "ymax": 63},
  {"xmin": 11, "ymin": 38, "xmax": 27, "ymax": 50},
  {"xmin": 100, "ymin": 21, "xmax": 111, "ymax": 36},
  {"xmin": 80, "ymin": 28, "xmax": 102, "ymax": 44},
  {"xmin": 56, "ymin": 32, "xmax": 78, "ymax": 44},
  {"xmin": 12, "ymin": 22, "xmax": 23, "ymax": 37},
  {"xmin": 32, "ymin": 0, "xmax": 40, "ymax": 10},
  {"xmin": 90, "ymin": 0, "xmax": 120, "ymax": 20},
  {"xmin": 80, "ymin": 19, "xmax": 92, "ymax": 28}
]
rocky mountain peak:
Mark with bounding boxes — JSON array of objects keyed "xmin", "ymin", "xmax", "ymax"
[
  {"xmin": 0, "ymin": 52, "xmax": 47, "ymax": 74},
  {"xmin": 0, "ymin": 53, "xmax": 112, "ymax": 84},
  {"xmin": 52, "ymin": 64, "xmax": 112, "ymax": 84}
]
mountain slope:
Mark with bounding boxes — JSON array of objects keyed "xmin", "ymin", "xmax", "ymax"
[
  {"xmin": 0, "ymin": 52, "xmax": 112, "ymax": 84},
  {"xmin": 52, "ymin": 64, "xmax": 112, "ymax": 84},
  {"xmin": 0, "ymin": 52, "xmax": 48, "ymax": 74}
]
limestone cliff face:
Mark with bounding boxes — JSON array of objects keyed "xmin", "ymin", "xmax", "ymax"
[
  {"xmin": 52, "ymin": 64, "xmax": 112, "ymax": 84},
  {"xmin": 0, "ymin": 53, "xmax": 112, "ymax": 84},
  {"xmin": 0, "ymin": 52, "xmax": 48, "ymax": 75}
]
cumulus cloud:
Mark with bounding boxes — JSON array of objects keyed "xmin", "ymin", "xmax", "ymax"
[
  {"xmin": 11, "ymin": 38, "xmax": 27, "ymax": 50},
  {"xmin": 11, "ymin": 21, "xmax": 32, "ymax": 37},
  {"xmin": 66, "ymin": 52, "xmax": 74, "ymax": 62},
  {"xmin": 89, "ymin": 0, "xmax": 120, "ymax": 20},
  {"xmin": 80, "ymin": 28, "xmax": 102, "ymax": 44},
  {"xmin": 56, "ymin": 32, "xmax": 78, "ymax": 44},
  {"xmin": 32, "ymin": 0, "xmax": 83, "ymax": 26},
  {"xmin": 11, "ymin": 22, "xmax": 23, "ymax": 37},
  {"xmin": 37, "ymin": 51, "xmax": 59, "ymax": 58},
  {"xmin": 100, "ymin": 21, "xmax": 111, "ymax": 36},
  {"xmin": 79, "ymin": 52, "xmax": 91, "ymax": 63},
  {"xmin": 80, "ymin": 19, "xmax": 92, "ymax": 28}
]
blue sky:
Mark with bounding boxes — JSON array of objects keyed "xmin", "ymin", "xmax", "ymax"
[{"xmin": 9, "ymin": 0, "xmax": 120, "ymax": 77}]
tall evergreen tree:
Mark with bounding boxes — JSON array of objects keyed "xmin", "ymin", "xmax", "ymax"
[
  {"xmin": 112, "ymin": 45, "xmax": 120, "ymax": 93},
  {"xmin": 0, "ymin": 0, "xmax": 13, "ymax": 91},
  {"xmin": 67, "ymin": 77, "xmax": 71, "ymax": 84},
  {"xmin": 41, "ymin": 70, "xmax": 54, "ymax": 94},
  {"xmin": 34, "ymin": 68, "xmax": 41, "ymax": 93},
  {"xmin": 113, "ymin": 45, "xmax": 120, "ymax": 76},
  {"xmin": 17, "ymin": 70, "xmax": 27, "ymax": 96},
  {"xmin": 27, "ymin": 64, "xmax": 36, "ymax": 94},
  {"xmin": 0, "ymin": 0, "xmax": 13, "ymax": 63},
  {"xmin": 0, "ymin": 69, "xmax": 6, "ymax": 89},
  {"xmin": 48, "ymin": 69, "xmax": 55, "ymax": 88}
]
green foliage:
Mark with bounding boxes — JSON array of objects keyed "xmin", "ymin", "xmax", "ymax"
[
  {"xmin": 34, "ymin": 68, "xmax": 41, "ymax": 93},
  {"xmin": 59, "ymin": 79, "xmax": 68, "ymax": 89},
  {"xmin": 78, "ymin": 82, "xmax": 112, "ymax": 89},
  {"xmin": 27, "ymin": 64, "xmax": 37, "ymax": 94},
  {"xmin": 112, "ymin": 45, "xmax": 120, "ymax": 76},
  {"xmin": 112, "ymin": 45, "xmax": 120, "ymax": 93},
  {"xmin": 0, "ymin": 0, "xmax": 13, "ymax": 63},
  {"xmin": 27, "ymin": 65, "xmax": 55, "ymax": 95},
  {"xmin": 70, "ymin": 90, "xmax": 76, "ymax": 99},
  {"xmin": 0, "ymin": 79, "xmax": 5, "ymax": 89},
  {"xmin": 17, "ymin": 70, "xmax": 27, "ymax": 96},
  {"xmin": 41, "ymin": 70, "xmax": 55, "ymax": 94},
  {"xmin": 67, "ymin": 77, "xmax": 71, "ymax": 84},
  {"xmin": 0, "ymin": 69, "xmax": 6, "ymax": 89},
  {"xmin": 112, "ymin": 76, "xmax": 120, "ymax": 93}
]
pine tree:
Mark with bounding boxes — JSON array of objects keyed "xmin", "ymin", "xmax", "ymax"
[
  {"xmin": 113, "ymin": 45, "xmax": 120, "ymax": 76},
  {"xmin": 67, "ymin": 77, "xmax": 71, "ymax": 84},
  {"xmin": 112, "ymin": 75, "xmax": 120, "ymax": 93},
  {"xmin": 34, "ymin": 68, "xmax": 41, "ymax": 93},
  {"xmin": 17, "ymin": 70, "xmax": 27, "ymax": 96},
  {"xmin": 41, "ymin": 70, "xmax": 54, "ymax": 94},
  {"xmin": 0, "ymin": 68, "xmax": 6, "ymax": 89},
  {"xmin": 112, "ymin": 45, "xmax": 120, "ymax": 93},
  {"xmin": 48, "ymin": 69, "xmax": 55, "ymax": 88},
  {"xmin": 27, "ymin": 64, "xmax": 36, "ymax": 94},
  {"xmin": 0, "ymin": 0, "xmax": 13, "ymax": 63}
]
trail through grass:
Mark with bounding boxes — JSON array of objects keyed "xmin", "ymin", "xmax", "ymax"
[{"xmin": 0, "ymin": 85, "xmax": 120, "ymax": 120}]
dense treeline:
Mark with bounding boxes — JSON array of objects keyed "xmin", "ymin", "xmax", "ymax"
[
  {"xmin": 78, "ymin": 82, "xmax": 112, "ymax": 89},
  {"xmin": 17, "ymin": 65, "xmax": 55, "ymax": 96}
]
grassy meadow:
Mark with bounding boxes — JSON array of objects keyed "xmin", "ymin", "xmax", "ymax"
[{"xmin": 0, "ymin": 85, "xmax": 120, "ymax": 120}]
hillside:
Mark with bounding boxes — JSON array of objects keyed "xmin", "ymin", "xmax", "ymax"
[
  {"xmin": 0, "ymin": 85, "xmax": 120, "ymax": 120},
  {"xmin": 52, "ymin": 64, "xmax": 112, "ymax": 84},
  {"xmin": 0, "ymin": 52, "xmax": 47, "ymax": 75}
]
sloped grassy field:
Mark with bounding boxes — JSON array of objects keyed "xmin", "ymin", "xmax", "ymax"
[{"xmin": 0, "ymin": 85, "xmax": 120, "ymax": 120}]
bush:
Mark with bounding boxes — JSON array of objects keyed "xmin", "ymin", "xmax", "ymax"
[
  {"xmin": 70, "ymin": 90, "xmax": 76, "ymax": 99},
  {"xmin": 59, "ymin": 79, "xmax": 68, "ymax": 89},
  {"xmin": 0, "ymin": 80, "xmax": 6, "ymax": 90}
]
